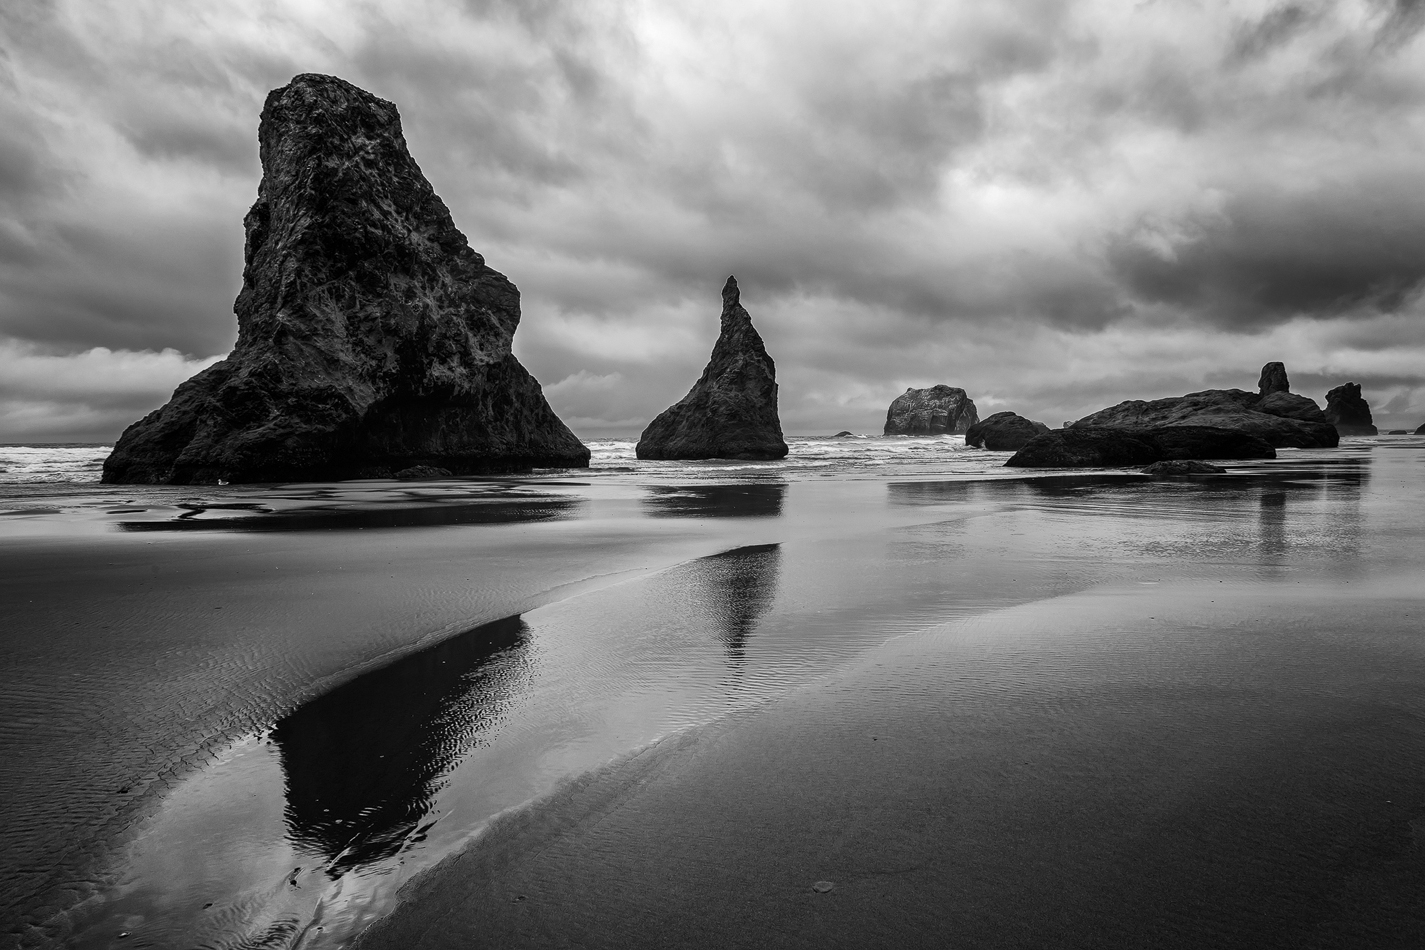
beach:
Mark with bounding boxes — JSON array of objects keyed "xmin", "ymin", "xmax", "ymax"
[{"xmin": 3, "ymin": 435, "xmax": 1423, "ymax": 948}]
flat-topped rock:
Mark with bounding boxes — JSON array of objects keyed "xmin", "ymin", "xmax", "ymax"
[
  {"xmin": 1143, "ymin": 460, "xmax": 1227, "ymax": 476},
  {"xmin": 1071, "ymin": 386, "xmax": 1336, "ymax": 449},
  {"xmin": 103, "ymin": 74, "xmax": 587, "ymax": 484},
  {"xmin": 635, "ymin": 277, "xmax": 788, "ymax": 461},
  {"xmin": 1006, "ymin": 425, "xmax": 1275, "ymax": 468},
  {"xmin": 964, "ymin": 411, "xmax": 1050, "ymax": 451},
  {"xmin": 1324, "ymin": 382, "xmax": 1377, "ymax": 435},
  {"xmin": 884, "ymin": 385, "xmax": 978, "ymax": 435}
]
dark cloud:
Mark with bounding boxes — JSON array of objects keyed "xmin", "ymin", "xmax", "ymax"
[
  {"xmin": 1108, "ymin": 175, "xmax": 1425, "ymax": 327},
  {"xmin": 1228, "ymin": 3, "xmax": 1321, "ymax": 65}
]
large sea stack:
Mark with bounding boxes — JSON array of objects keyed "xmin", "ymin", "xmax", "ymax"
[
  {"xmin": 884, "ymin": 386, "xmax": 979, "ymax": 435},
  {"xmin": 635, "ymin": 277, "xmax": 788, "ymax": 460},
  {"xmin": 103, "ymin": 74, "xmax": 588, "ymax": 484},
  {"xmin": 1324, "ymin": 382, "xmax": 1377, "ymax": 436},
  {"xmin": 1068, "ymin": 362, "xmax": 1336, "ymax": 449}
]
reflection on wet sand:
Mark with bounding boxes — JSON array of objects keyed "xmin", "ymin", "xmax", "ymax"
[
  {"xmin": 641, "ymin": 483, "xmax": 786, "ymax": 519},
  {"xmin": 681, "ymin": 544, "xmax": 782, "ymax": 663},
  {"xmin": 116, "ymin": 496, "xmax": 585, "ymax": 532},
  {"xmin": 270, "ymin": 615, "xmax": 532, "ymax": 875}
]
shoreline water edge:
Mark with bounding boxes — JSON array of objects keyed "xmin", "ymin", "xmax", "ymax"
[{"xmin": 3, "ymin": 433, "xmax": 1424, "ymax": 948}]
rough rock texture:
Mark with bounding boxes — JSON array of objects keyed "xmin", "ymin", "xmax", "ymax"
[
  {"xmin": 395, "ymin": 465, "xmax": 452, "ymax": 480},
  {"xmin": 1071, "ymin": 388, "xmax": 1336, "ymax": 449},
  {"xmin": 1258, "ymin": 362, "xmax": 1290, "ymax": 395},
  {"xmin": 1006, "ymin": 425, "xmax": 1275, "ymax": 468},
  {"xmin": 883, "ymin": 386, "xmax": 979, "ymax": 435},
  {"xmin": 964, "ymin": 411, "xmax": 1051, "ymax": 451},
  {"xmin": 1324, "ymin": 382, "xmax": 1377, "ymax": 435},
  {"xmin": 1143, "ymin": 460, "xmax": 1227, "ymax": 476},
  {"xmin": 635, "ymin": 277, "xmax": 788, "ymax": 461},
  {"xmin": 103, "ymin": 74, "xmax": 588, "ymax": 484}
]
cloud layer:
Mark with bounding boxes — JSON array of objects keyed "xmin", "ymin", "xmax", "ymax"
[{"xmin": 4, "ymin": 0, "xmax": 1425, "ymax": 441}]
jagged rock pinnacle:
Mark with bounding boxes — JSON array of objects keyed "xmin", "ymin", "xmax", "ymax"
[
  {"xmin": 103, "ymin": 73, "xmax": 588, "ymax": 484},
  {"xmin": 635, "ymin": 277, "xmax": 788, "ymax": 460}
]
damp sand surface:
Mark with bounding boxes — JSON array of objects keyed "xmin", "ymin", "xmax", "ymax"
[
  {"xmin": 355, "ymin": 445, "xmax": 1425, "ymax": 950},
  {"xmin": 2, "ymin": 439, "xmax": 1421, "ymax": 948}
]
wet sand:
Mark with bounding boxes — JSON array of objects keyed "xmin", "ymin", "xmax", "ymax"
[
  {"xmin": 358, "ymin": 576, "xmax": 1425, "ymax": 949},
  {"xmin": 5, "ymin": 444, "xmax": 1422, "ymax": 948}
]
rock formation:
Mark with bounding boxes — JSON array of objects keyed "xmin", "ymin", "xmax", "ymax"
[
  {"xmin": 1416, "ymin": 423, "xmax": 1425, "ymax": 435},
  {"xmin": 1070, "ymin": 364, "xmax": 1336, "ymax": 449},
  {"xmin": 1324, "ymin": 382, "xmax": 1377, "ymax": 435},
  {"xmin": 1258, "ymin": 361, "xmax": 1290, "ymax": 395},
  {"xmin": 883, "ymin": 386, "xmax": 979, "ymax": 435},
  {"xmin": 635, "ymin": 277, "xmax": 788, "ymax": 460},
  {"xmin": 964, "ymin": 411, "xmax": 1050, "ymax": 451},
  {"xmin": 1006, "ymin": 425, "xmax": 1275, "ymax": 468},
  {"xmin": 103, "ymin": 74, "xmax": 588, "ymax": 484},
  {"xmin": 1142, "ymin": 460, "xmax": 1227, "ymax": 476}
]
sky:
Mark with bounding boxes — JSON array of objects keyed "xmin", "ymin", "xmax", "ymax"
[{"xmin": 3, "ymin": 0, "xmax": 1425, "ymax": 442}]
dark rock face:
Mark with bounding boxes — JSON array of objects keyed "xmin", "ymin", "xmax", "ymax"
[
  {"xmin": 1258, "ymin": 362, "xmax": 1290, "ymax": 395},
  {"xmin": 1324, "ymin": 382, "xmax": 1377, "ymax": 435},
  {"xmin": 103, "ymin": 74, "xmax": 588, "ymax": 485},
  {"xmin": 1143, "ymin": 460, "xmax": 1227, "ymax": 476},
  {"xmin": 1418, "ymin": 423, "xmax": 1425, "ymax": 434},
  {"xmin": 964, "ymin": 411, "xmax": 1050, "ymax": 451},
  {"xmin": 884, "ymin": 386, "xmax": 978, "ymax": 435},
  {"xmin": 1071, "ymin": 388, "xmax": 1336, "ymax": 449},
  {"xmin": 395, "ymin": 465, "xmax": 452, "ymax": 480},
  {"xmin": 1006, "ymin": 425, "xmax": 1275, "ymax": 468},
  {"xmin": 832, "ymin": 431, "xmax": 854, "ymax": 438},
  {"xmin": 635, "ymin": 277, "xmax": 787, "ymax": 461}
]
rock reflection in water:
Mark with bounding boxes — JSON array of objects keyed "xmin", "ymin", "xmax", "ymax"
[
  {"xmin": 685, "ymin": 544, "xmax": 782, "ymax": 662},
  {"xmin": 641, "ymin": 483, "xmax": 786, "ymax": 519},
  {"xmin": 270, "ymin": 615, "xmax": 532, "ymax": 875},
  {"xmin": 118, "ymin": 496, "xmax": 584, "ymax": 532}
]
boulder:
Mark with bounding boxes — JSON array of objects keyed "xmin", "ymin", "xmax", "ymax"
[
  {"xmin": 884, "ymin": 385, "xmax": 978, "ymax": 435},
  {"xmin": 394, "ymin": 465, "xmax": 452, "ymax": 480},
  {"xmin": 964, "ymin": 411, "xmax": 1051, "ymax": 451},
  {"xmin": 103, "ymin": 74, "xmax": 587, "ymax": 485},
  {"xmin": 1324, "ymin": 382, "xmax": 1378, "ymax": 435},
  {"xmin": 635, "ymin": 277, "xmax": 788, "ymax": 460},
  {"xmin": 1389, "ymin": 430, "xmax": 1409, "ymax": 435},
  {"xmin": 1005, "ymin": 428, "xmax": 1159, "ymax": 468},
  {"xmin": 1142, "ymin": 460, "xmax": 1227, "ymax": 476},
  {"xmin": 832, "ymin": 431, "xmax": 855, "ymax": 438},
  {"xmin": 1418, "ymin": 423, "xmax": 1425, "ymax": 435},
  {"xmin": 1071, "ymin": 387, "xmax": 1336, "ymax": 449},
  {"xmin": 1006, "ymin": 425, "xmax": 1275, "ymax": 468},
  {"xmin": 1255, "ymin": 391, "xmax": 1329, "ymax": 423},
  {"xmin": 1258, "ymin": 361, "xmax": 1290, "ymax": 395}
]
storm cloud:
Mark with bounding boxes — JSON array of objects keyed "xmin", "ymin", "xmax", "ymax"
[{"xmin": 3, "ymin": 0, "xmax": 1425, "ymax": 441}]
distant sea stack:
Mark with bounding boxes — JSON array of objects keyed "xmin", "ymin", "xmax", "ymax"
[
  {"xmin": 635, "ymin": 277, "xmax": 788, "ymax": 461},
  {"xmin": 1258, "ymin": 361, "xmax": 1290, "ymax": 395},
  {"xmin": 1069, "ymin": 362, "xmax": 1336, "ymax": 449},
  {"xmin": 102, "ymin": 73, "xmax": 588, "ymax": 484},
  {"xmin": 964, "ymin": 411, "xmax": 1050, "ymax": 451},
  {"xmin": 1324, "ymin": 382, "xmax": 1378, "ymax": 436},
  {"xmin": 884, "ymin": 386, "xmax": 978, "ymax": 435}
]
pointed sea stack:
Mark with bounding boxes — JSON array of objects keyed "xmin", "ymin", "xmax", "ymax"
[
  {"xmin": 103, "ymin": 74, "xmax": 588, "ymax": 484},
  {"xmin": 635, "ymin": 277, "xmax": 788, "ymax": 460}
]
